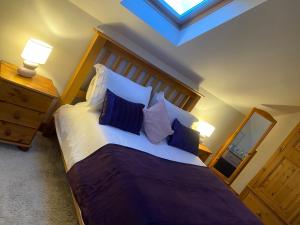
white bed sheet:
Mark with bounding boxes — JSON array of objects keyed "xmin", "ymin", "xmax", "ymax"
[{"xmin": 54, "ymin": 102, "xmax": 206, "ymax": 171}]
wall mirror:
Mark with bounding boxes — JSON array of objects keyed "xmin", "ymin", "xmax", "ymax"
[{"xmin": 209, "ymin": 108, "xmax": 277, "ymax": 184}]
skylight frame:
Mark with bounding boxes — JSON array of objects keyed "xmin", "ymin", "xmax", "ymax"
[
  {"xmin": 161, "ymin": 0, "xmax": 206, "ymax": 17},
  {"xmin": 149, "ymin": 0, "xmax": 231, "ymax": 28}
]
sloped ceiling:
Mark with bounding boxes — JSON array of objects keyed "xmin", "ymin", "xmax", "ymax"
[{"xmin": 69, "ymin": 0, "xmax": 300, "ymax": 115}]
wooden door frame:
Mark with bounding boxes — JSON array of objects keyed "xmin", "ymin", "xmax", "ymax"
[{"xmin": 208, "ymin": 108, "xmax": 277, "ymax": 185}]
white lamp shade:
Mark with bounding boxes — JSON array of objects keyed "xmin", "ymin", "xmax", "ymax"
[
  {"xmin": 196, "ymin": 121, "xmax": 215, "ymax": 138},
  {"xmin": 21, "ymin": 39, "xmax": 53, "ymax": 64}
]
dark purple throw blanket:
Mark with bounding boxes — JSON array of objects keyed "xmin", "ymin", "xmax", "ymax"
[{"xmin": 67, "ymin": 144, "xmax": 261, "ymax": 225}]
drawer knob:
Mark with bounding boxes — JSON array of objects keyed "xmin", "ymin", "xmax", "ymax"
[
  {"xmin": 4, "ymin": 129, "xmax": 12, "ymax": 136},
  {"xmin": 21, "ymin": 96, "xmax": 28, "ymax": 103},
  {"xmin": 13, "ymin": 112, "xmax": 21, "ymax": 120},
  {"xmin": 8, "ymin": 92, "xmax": 15, "ymax": 97}
]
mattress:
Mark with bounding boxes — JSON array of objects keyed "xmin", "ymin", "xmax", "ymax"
[{"xmin": 54, "ymin": 102, "xmax": 206, "ymax": 171}]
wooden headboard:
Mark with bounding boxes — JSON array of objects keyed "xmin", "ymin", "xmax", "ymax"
[{"xmin": 61, "ymin": 29, "xmax": 203, "ymax": 112}]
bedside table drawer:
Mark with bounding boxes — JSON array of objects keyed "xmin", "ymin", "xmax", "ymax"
[
  {"xmin": 0, "ymin": 121, "xmax": 36, "ymax": 145},
  {"xmin": 0, "ymin": 80, "xmax": 53, "ymax": 112},
  {"xmin": 198, "ymin": 144, "xmax": 212, "ymax": 162},
  {"xmin": 198, "ymin": 151, "xmax": 210, "ymax": 162},
  {"xmin": 0, "ymin": 102, "xmax": 44, "ymax": 128}
]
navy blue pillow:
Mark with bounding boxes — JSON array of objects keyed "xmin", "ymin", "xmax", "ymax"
[
  {"xmin": 99, "ymin": 89, "xmax": 145, "ymax": 135},
  {"xmin": 168, "ymin": 119, "xmax": 200, "ymax": 155}
]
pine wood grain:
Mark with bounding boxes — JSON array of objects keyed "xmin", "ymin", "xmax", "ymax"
[
  {"xmin": 198, "ymin": 144, "xmax": 212, "ymax": 162},
  {"xmin": 0, "ymin": 120, "xmax": 36, "ymax": 145},
  {"xmin": 0, "ymin": 101, "xmax": 44, "ymax": 128},
  {"xmin": 0, "ymin": 61, "xmax": 58, "ymax": 98},
  {"xmin": 0, "ymin": 80, "xmax": 53, "ymax": 113},
  {"xmin": 0, "ymin": 61, "xmax": 58, "ymax": 148},
  {"xmin": 241, "ymin": 122, "xmax": 300, "ymax": 225}
]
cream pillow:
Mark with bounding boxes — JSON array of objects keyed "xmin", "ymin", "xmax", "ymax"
[
  {"xmin": 86, "ymin": 74, "xmax": 98, "ymax": 103},
  {"xmin": 143, "ymin": 101, "xmax": 174, "ymax": 144},
  {"xmin": 151, "ymin": 92, "xmax": 198, "ymax": 127}
]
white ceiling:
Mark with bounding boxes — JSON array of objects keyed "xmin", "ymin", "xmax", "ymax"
[{"xmin": 69, "ymin": 0, "xmax": 300, "ymax": 116}]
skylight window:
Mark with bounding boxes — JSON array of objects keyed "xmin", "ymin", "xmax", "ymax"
[
  {"xmin": 122, "ymin": 0, "xmax": 268, "ymax": 46},
  {"xmin": 162, "ymin": 0, "xmax": 205, "ymax": 15},
  {"xmin": 151, "ymin": 0, "xmax": 224, "ymax": 27}
]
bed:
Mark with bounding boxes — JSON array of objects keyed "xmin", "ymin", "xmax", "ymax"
[
  {"xmin": 54, "ymin": 29, "xmax": 262, "ymax": 225},
  {"xmin": 55, "ymin": 102, "xmax": 205, "ymax": 171}
]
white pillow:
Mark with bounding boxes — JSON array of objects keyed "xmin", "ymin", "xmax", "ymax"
[
  {"xmin": 86, "ymin": 74, "xmax": 98, "ymax": 103},
  {"xmin": 151, "ymin": 92, "xmax": 198, "ymax": 127},
  {"xmin": 86, "ymin": 64, "xmax": 152, "ymax": 110}
]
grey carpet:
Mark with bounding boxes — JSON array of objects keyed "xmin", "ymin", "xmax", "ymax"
[{"xmin": 0, "ymin": 133, "xmax": 78, "ymax": 225}]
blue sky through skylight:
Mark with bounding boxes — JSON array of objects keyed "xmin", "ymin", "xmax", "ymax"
[{"xmin": 162, "ymin": 0, "xmax": 205, "ymax": 15}]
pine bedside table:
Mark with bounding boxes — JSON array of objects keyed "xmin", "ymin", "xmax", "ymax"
[
  {"xmin": 0, "ymin": 61, "xmax": 58, "ymax": 150},
  {"xmin": 198, "ymin": 144, "xmax": 212, "ymax": 162}
]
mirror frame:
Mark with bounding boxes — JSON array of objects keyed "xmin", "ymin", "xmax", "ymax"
[{"xmin": 208, "ymin": 108, "xmax": 277, "ymax": 185}]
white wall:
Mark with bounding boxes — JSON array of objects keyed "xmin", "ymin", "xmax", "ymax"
[
  {"xmin": 231, "ymin": 112, "xmax": 300, "ymax": 193},
  {"xmin": 0, "ymin": 0, "xmax": 244, "ymax": 159},
  {"xmin": 192, "ymin": 89, "xmax": 244, "ymax": 159}
]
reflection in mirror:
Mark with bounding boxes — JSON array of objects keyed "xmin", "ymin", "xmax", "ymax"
[{"xmin": 212, "ymin": 110, "xmax": 275, "ymax": 180}]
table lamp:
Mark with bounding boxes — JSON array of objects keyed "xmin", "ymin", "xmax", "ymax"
[
  {"xmin": 195, "ymin": 121, "xmax": 215, "ymax": 142},
  {"xmin": 18, "ymin": 38, "xmax": 53, "ymax": 78}
]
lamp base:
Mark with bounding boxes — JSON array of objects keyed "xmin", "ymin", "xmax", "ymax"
[
  {"xmin": 17, "ymin": 61, "xmax": 38, "ymax": 78},
  {"xmin": 199, "ymin": 136, "xmax": 205, "ymax": 144}
]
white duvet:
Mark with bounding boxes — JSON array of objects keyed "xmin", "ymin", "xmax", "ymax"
[{"xmin": 54, "ymin": 102, "xmax": 206, "ymax": 171}]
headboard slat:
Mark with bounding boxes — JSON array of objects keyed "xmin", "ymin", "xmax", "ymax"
[
  {"xmin": 141, "ymin": 73, "xmax": 151, "ymax": 86},
  {"xmin": 123, "ymin": 63, "xmax": 133, "ymax": 76},
  {"xmin": 180, "ymin": 95, "xmax": 190, "ymax": 108},
  {"xmin": 112, "ymin": 56, "xmax": 122, "ymax": 71},
  {"xmin": 61, "ymin": 30, "xmax": 203, "ymax": 111},
  {"xmin": 131, "ymin": 68, "xmax": 143, "ymax": 82},
  {"xmin": 172, "ymin": 92, "xmax": 181, "ymax": 104},
  {"xmin": 100, "ymin": 50, "xmax": 111, "ymax": 65},
  {"xmin": 150, "ymin": 78, "xmax": 159, "ymax": 90},
  {"xmin": 158, "ymin": 83, "xmax": 166, "ymax": 93},
  {"xmin": 165, "ymin": 88, "xmax": 173, "ymax": 99}
]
